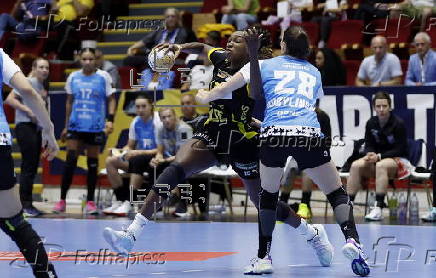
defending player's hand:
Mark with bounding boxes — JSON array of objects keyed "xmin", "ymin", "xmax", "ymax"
[
  {"xmin": 195, "ymin": 89, "xmax": 210, "ymax": 104},
  {"xmin": 41, "ymin": 126, "xmax": 59, "ymax": 161},
  {"xmin": 244, "ymin": 27, "xmax": 262, "ymax": 57}
]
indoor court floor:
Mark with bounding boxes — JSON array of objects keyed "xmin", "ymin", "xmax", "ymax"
[{"xmin": 1, "ymin": 219, "xmax": 436, "ymax": 277}]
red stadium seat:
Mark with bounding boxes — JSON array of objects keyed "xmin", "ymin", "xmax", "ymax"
[
  {"xmin": 425, "ymin": 18, "xmax": 436, "ymax": 43},
  {"xmin": 118, "ymin": 66, "xmax": 137, "ymax": 89},
  {"xmin": 371, "ymin": 18, "xmax": 413, "ymax": 45},
  {"xmin": 327, "ymin": 20, "xmax": 364, "ymax": 49},
  {"xmin": 12, "ymin": 38, "xmax": 46, "ymax": 59},
  {"xmin": 201, "ymin": 0, "xmax": 227, "ymax": 13},
  {"xmin": 343, "ymin": 60, "xmax": 361, "ymax": 86}
]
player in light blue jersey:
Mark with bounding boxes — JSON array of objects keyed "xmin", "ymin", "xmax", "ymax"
[
  {"xmin": 104, "ymin": 95, "xmax": 159, "ymax": 216},
  {"xmin": 53, "ymin": 48, "xmax": 116, "ymax": 215},
  {"xmin": 196, "ymin": 26, "xmax": 370, "ymax": 276},
  {"xmin": 0, "ymin": 48, "xmax": 58, "ymax": 277}
]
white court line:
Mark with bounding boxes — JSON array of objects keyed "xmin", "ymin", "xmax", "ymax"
[
  {"xmin": 182, "ymin": 270, "xmax": 204, "ymax": 272},
  {"xmin": 288, "ymin": 262, "xmax": 343, "ymax": 267},
  {"xmin": 151, "ymin": 273, "xmax": 167, "ymax": 275}
]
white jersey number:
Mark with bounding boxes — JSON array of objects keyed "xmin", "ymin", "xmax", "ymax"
[{"xmin": 273, "ymin": 70, "xmax": 316, "ymax": 99}]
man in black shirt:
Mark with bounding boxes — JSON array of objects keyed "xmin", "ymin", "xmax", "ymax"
[{"xmin": 346, "ymin": 92, "xmax": 409, "ymax": 221}]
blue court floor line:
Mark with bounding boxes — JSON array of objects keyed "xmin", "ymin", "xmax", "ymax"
[{"xmin": 0, "ymin": 219, "xmax": 435, "ymax": 277}]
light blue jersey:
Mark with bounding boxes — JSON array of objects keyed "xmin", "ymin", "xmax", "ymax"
[
  {"xmin": 240, "ymin": 55, "xmax": 324, "ymax": 137},
  {"xmin": 65, "ymin": 69, "xmax": 113, "ymax": 132},
  {"xmin": 128, "ymin": 116, "xmax": 158, "ymax": 150},
  {"xmin": 0, "ymin": 49, "xmax": 21, "ymax": 145}
]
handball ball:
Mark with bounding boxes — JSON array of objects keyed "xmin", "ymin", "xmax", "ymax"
[{"xmin": 148, "ymin": 48, "xmax": 176, "ymax": 72}]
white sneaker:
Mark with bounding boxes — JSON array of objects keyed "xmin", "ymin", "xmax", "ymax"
[
  {"xmin": 342, "ymin": 238, "xmax": 370, "ymax": 276},
  {"xmin": 103, "ymin": 227, "xmax": 134, "ymax": 256},
  {"xmin": 243, "ymin": 255, "xmax": 273, "ymax": 275},
  {"xmin": 421, "ymin": 207, "xmax": 436, "ymax": 222},
  {"xmin": 103, "ymin": 201, "xmax": 122, "ymax": 215},
  {"xmin": 112, "ymin": 201, "xmax": 132, "ymax": 217},
  {"xmin": 364, "ymin": 206, "xmax": 383, "ymax": 221},
  {"xmin": 307, "ymin": 224, "xmax": 334, "ymax": 266}
]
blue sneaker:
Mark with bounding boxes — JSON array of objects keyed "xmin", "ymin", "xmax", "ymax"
[
  {"xmin": 103, "ymin": 227, "xmax": 134, "ymax": 256},
  {"xmin": 342, "ymin": 238, "xmax": 370, "ymax": 277},
  {"xmin": 23, "ymin": 206, "xmax": 43, "ymax": 217}
]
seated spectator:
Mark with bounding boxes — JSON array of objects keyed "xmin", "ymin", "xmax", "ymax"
[
  {"xmin": 124, "ymin": 8, "xmax": 197, "ymax": 70},
  {"xmin": 354, "ymin": 0, "xmax": 395, "ymax": 25},
  {"xmin": 278, "ymin": 0, "xmax": 314, "ymax": 32},
  {"xmin": 95, "ymin": 49, "xmax": 121, "ymax": 89},
  {"xmin": 52, "ymin": 0, "xmax": 94, "ymax": 21},
  {"xmin": 221, "ymin": 0, "xmax": 259, "ymax": 30},
  {"xmin": 356, "ymin": 36, "xmax": 402, "ymax": 86},
  {"xmin": 0, "ymin": 0, "xmax": 51, "ymax": 41},
  {"xmin": 179, "ymin": 94, "xmax": 208, "ymax": 132},
  {"xmin": 181, "ymin": 57, "xmax": 214, "ymax": 90},
  {"xmin": 346, "ymin": 92, "xmax": 410, "ymax": 221},
  {"xmin": 104, "ymin": 95, "xmax": 159, "ymax": 216},
  {"xmin": 311, "ymin": 0, "xmax": 347, "ymax": 48},
  {"xmin": 405, "ymin": 32, "xmax": 436, "ymax": 86},
  {"xmin": 390, "ymin": 0, "xmax": 436, "ymax": 31},
  {"xmin": 314, "ymin": 48, "xmax": 346, "ymax": 86},
  {"xmin": 139, "ymin": 68, "xmax": 176, "ymax": 91}
]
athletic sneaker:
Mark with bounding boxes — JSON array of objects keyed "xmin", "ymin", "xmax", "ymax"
[
  {"xmin": 52, "ymin": 200, "xmax": 66, "ymax": 213},
  {"xmin": 84, "ymin": 201, "xmax": 98, "ymax": 215},
  {"xmin": 342, "ymin": 238, "xmax": 370, "ymax": 277},
  {"xmin": 364, "ymin": 205, "xmax": 383, "ymax": 221},
  {"xmin": 421, "ymin": 207, "xmax": 436, "ymax": 222},
  {"xmin": 23, "ymin": 206, "xmax": 43, "ymax": 217},
  {"xmin": 103, "ymin": 227, "xmax": 134, "ymax": 256},
  {"xmin": 307, "ymin": 224, "xmax": 334, "ymax": 266},
  {"xmin": 103, "ymin": 201, "xmax": 122, "ymax": 215},
  {"xmin": 243, "ymin": 255, "xmax": 273, "ymax": 275},
  {"xmin": 112, "ymin": 201, "xmax": 132, "ymax": 217},
  {"xmin": 297, "ymin": 203, "xmax": 312, "ymax": 219}
]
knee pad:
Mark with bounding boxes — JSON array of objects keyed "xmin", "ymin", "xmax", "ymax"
[
  {"xmin": 327, "ymin": 186, "xmax": 350, "ymax": 209},
  {"xmin": 259, "ymin": 189, "xmax": 279, "ymax": 210},
  {"xmin": 65, "ymin": 150, "xmax": 78, "ymax": 168},
  {"xmin": 152, "ymin": 162, "xmax": 186, "ymax": 200},
  {"xmin": 0, "ymin": 213, "xmax": 58, "ymax": 278},
  {"xmin": 87, "ymin": 157, "xmax": 98, "ymax": 172}
]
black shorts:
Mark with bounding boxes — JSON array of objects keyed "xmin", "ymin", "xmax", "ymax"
[
  {"xmin": 127, "ymin": 154, "xmax": 154, "ymax": 175},
  {"xmin": 193, "ymin": 123, "xmax": 259, "ymax": 179},
  {"xmin": 259, "ymin": 136, "xmax": 331, "ymax": 171},
  {"xmin": 0, "ymin": 146, "xmax": 16, "ymax": 190},
  {"xmin": 66, "ymin": 130, "xmax": 105, "ymax": 145}
]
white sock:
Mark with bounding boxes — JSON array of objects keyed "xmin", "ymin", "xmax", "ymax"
[
  {"xmin": 127, "ymin": 213, "xmax": 149, "ymax": 240},
  {"xmin": 296, "ymin": 219, "xmax": 317, "ymax": 240}
]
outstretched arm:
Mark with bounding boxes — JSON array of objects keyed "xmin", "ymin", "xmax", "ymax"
[
  {"xmin": 195, "ymin": 73, "xmax": 246, "ymax": 104},
  {"xmin": 245, "ymin": 27, "xmax": 264, "ymax": 100}
]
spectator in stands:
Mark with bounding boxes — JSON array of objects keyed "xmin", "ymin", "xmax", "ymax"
[
  {"xmin": 354, "ymin": 0, "xmax": 394, "ymax": 25},
  {"xmin": 4, "ymin": 57, "xmax": 50, "ymax": 217},
  {"xmin": 311, "ymin": 0, "xmax": 347, "ymax": 48},
  {"xmin": 0, "ymin": 0, "xmax": 51, "ymax": 41},
  {"xmin": 346, "ymin": 92, "xmax": 410, "ymax": 221},
  {"xmin": 314, "ymin": 48, "xmax": 346, "ymax": 86},
  {"xmin": 390, "ymin": 0, "xmax": 436, "ymax": 31},
  {"xmin": 221, "ymin": 0, "xmax": 260, "ymax": 30},
  {"xmin": 356, "ymin": 36, "xmax": 402, "ymax": 87},
  {"xmin": 104, "ymin": 95, "xmax": 158, "ymax": 216},
  {"xmin": 179, "ymin": 94, "xmax": 207, "ymax": 131},
  {"xmin": 52, "ymin": 0, "xmax": 94, "ymax": 21},
  {"xmin": 139, "ymin": 68, "xmax": 176, "ymax": 91},
  {"xmin": 95, "ymin": 49, "xmax": 121, "ymax": 89},
  {"xmin": 405, "ymin": 32, "xmax": 436, "ymax": 86},
  {"xmin": 124, "ymin": 8, "xmax": 197, "ymax": 70},
  {"xmin": 181, "ymin": 57, "xmax": 214, "ymax": 91}
]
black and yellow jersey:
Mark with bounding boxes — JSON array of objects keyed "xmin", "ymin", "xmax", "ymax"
[{"xmin": 205, "ymin": 48, "xmax": 257, "ymax": 139}]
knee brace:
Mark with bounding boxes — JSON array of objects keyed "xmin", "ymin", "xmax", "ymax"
[
  {"xmin": 152, "ymin": 162, "xmax": 186, "ymax": 200},
  {"xmin": 0, "ymin": 213, "xmax": 58, "ymax": 278},
  {"xmin": 65, "ymin": 150, "xmax": 78, "ymax": 168},
  {"xmin": 326, "ymin": 186, "xmax": 350, "ymax": 209},
  {"xmin": 259, "ymin": 189, "xmax": 279, "ymax": 210}
]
